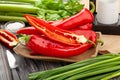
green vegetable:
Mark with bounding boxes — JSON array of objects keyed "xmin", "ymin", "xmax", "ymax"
[
  {"xmin": 45, "ymin": 56, "xmax": 120, "ymax": 80},
  {"xmin": 0, "ymin": 0, "xmax": 38, "ymax": 4},
  {"xmin": 101, "ymin": 70, "xmax": 120, "ymax": 80},
  {"xmin": 0, "ymin": 1, "xmax": 39, "ymax": 22},
  {"xmin": 0, "ymin": 12, "xmax": 24, "ymax": 17},
  {"xmin": 28, "ymin": 54, "xmax": 120, "ymax": 80},
  {"xmin": 0, "ymin": 3, "xmax": 39, "ymax": 14},
  {"xmin": 36, "ymin": 0, "xmax": 84, "ymax": 21},
  {"xmin": 0, "ymin": 15, "xmax": 27, "ymax": 22},
  {"xmin": 64, "ymin": 0, "xmax": 84, "ymax": 15},
  {"xmin": 86, "ymin": 72, "xmax": 116, "ymax": 80},
  {"xmin": 0, "ymin": 0, "xmax": 85, "ymax": 22},
  {"xmin": 64, "ymin": 64, "xmax": 120, "ymax": 80}
]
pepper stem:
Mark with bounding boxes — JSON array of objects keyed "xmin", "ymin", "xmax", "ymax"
[
  {"xmin": 97, "ymin": 39, "xmax": 104, "ymax": 46},
  {"xmin": 90, "ymin": 1, "xmax": 95, "ymax": 13},
  {"xmin": 87, "ymin": 39, "xmax": 96, "ymax": 47},
  {"xmin": 18, "ymin": 34, "xmax": 30, "ymax": 44},
  {"xmin": 87, "ymin": 38, "xmax": 104, "ymax": 47}
]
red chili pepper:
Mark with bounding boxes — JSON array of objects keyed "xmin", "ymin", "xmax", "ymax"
[
  {"xmin": 17, "ymin": 9, "xmax": 93, "ymax": 35},
  {"xmin": 51, "ymin": 21, "xmax": 93, "ymax": 30},
  {"xmin": 24, "ymin": 14, "xmax": 89, "ymax": 46},
  {"xmin": 48, "ymin": 19, "xmax": 63, "ymax": 25},
  {"xmin": 17, "ymin": 27, "xmax": 40, "ymax": 35},
  {"xmin": 47, "ymin": 8, "xmax": 93, "ymax": 30},
  {"xmin": 17, "ymin": 23, "xmax": 92, "ymax": 35},
  {"xmin": 77, "ymin": 23, "xmax": 93, "ymax": 30},
  {"xmin": 25, "ymin": 29, "xmax": 97, "ymax": 58},
  {"xmin": 0, "ymin": 30, "xmax": 18, "ymax": 48},
  {"xmin": 54, "ymin": 8, "xmax": 94, "ymax": 29},
  {"xmin": 70, "ymin": 29, "xmax": 97, "ymax": 44}
]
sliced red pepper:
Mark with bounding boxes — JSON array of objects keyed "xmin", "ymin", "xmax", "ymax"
[
  {"xmin": 54, "ymin": 8, "xmax": 94, "ymax": 29},
  {"xmin": 16, "ymin": 27, "xmax": 40, "ymax": 35},
  {"xmin": 25, "ymin": 29, "xmax": 97, "ymax": 58},
  {"xmin": 17, "ymin": 23, "xmax": 92, "ymax": 35},
  {"xmin": 0, "ymin": 30, "xmax": 18, "ymax": 48},
  {"xmin": 24, "ymin": 14, "xmax": 89, "ymax": 46}
]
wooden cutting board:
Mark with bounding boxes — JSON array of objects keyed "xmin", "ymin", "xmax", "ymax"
[
  {"xmin": 99, "ymin": 34, "xmax": 120, "ymax": 54},
  {"xmin": 13, "ymin": 33, "xmax": 101, "ymax": 62}
]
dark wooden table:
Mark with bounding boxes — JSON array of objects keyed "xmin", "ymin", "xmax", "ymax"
[
  {"xmin": 0, "ymin": 41, "xmax": 70, "ymax": 80},
  {"xmin": 1, "ymin": 40, "xmax": 120, "ymax": 80}
]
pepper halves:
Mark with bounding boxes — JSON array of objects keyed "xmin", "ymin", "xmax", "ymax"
[
  {"xmin": 0, "ymin": 30, "xmax": 18, "ymax": 48},
  {"xmin": 26, "ymin": 29, "xmax": 97, "ymax": 57},
  {"xmin": 24, "ymin": 14, "xmax": 88, "ymax": 46}
]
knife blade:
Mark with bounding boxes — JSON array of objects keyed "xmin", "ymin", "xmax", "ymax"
[
  {"xmin": 6, "ymin": 50, "xmax": 20, "ymax": 80},
  {"xmin": 6, "ymin": 50, "xmax": 17, "ymax": 68}
]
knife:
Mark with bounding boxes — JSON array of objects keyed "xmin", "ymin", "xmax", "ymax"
[{"xmin": 6, "ymin": 50, "xmax": 20, "ymax": 80}]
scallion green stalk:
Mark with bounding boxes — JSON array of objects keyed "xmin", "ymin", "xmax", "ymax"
[
  {"xmin": 29, "ymin": 54, "xmax": 119, "ymax": 80},
  {"xmin": 85, "ymin": 72, "xmax": 116, "ymax": 80},
  {"xmin": 45, "ymin": 56, "xmax": 120, "ymax": 80},
  {"xmin": 65, "ymin": 64, "xmax": 120, "ymax": 80},
  {"xmin": 101, "ymin": 70, "xmax": 120, "ymax": 80}
]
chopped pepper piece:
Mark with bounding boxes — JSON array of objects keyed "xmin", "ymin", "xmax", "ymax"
[{"xmin": 0, "ymin": 30, "xmax": 18, "ymax": 48}]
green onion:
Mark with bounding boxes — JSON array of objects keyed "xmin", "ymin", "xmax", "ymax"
[
  {"xmin": 86, "ymin": 71, "xmax": 116, "ymax": 80},
  {"xmin": 101, "ymin": 70, "xmax": 120, "ymax": 80},
  {"xmin": 65, "ymin": 63, "xmax": 120, "ymax": 80},
  {"xmin": 44, "ymin": 56, "xmax": 120, "ymax": 80},
  {"xmin": 28, "ymin": 54, "xmax": 120, "ymax": 80}
]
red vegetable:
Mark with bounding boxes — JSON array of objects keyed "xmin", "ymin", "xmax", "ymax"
[
  {"xmin": 17, "ymin": 23, "xmax": 92, "ymax": 35},
  {"xmin": 17, "ymin": 27, "xmax": 40, "ymax": 35},
  {"xmin": 50, "ymin": 20, "xmax": 93, "ymax": 30},
  {"xmin": 0, "ymin": 30, "xmax": 18, "ymax": 48},
  {"xmin": 25, "ymin": 29, "xmax": 97, "ymax": 57},
  {"xmin": 24, "ymin": 14, "xmax": 89, "ymax": 46},
  {"xmin": 54, "ymin": 8, "xmax": 94, "ymax": 29},
  {"xmin": 70, "ymin": 23, "xmax": 93, "ymax": 30},
  {"xmin": 17, "ymin": 8, "xmax": 96, "ymax": 57},
  {"xmin": 17, "ymin": 9, "xmax": 93, "ymax": 35}
]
